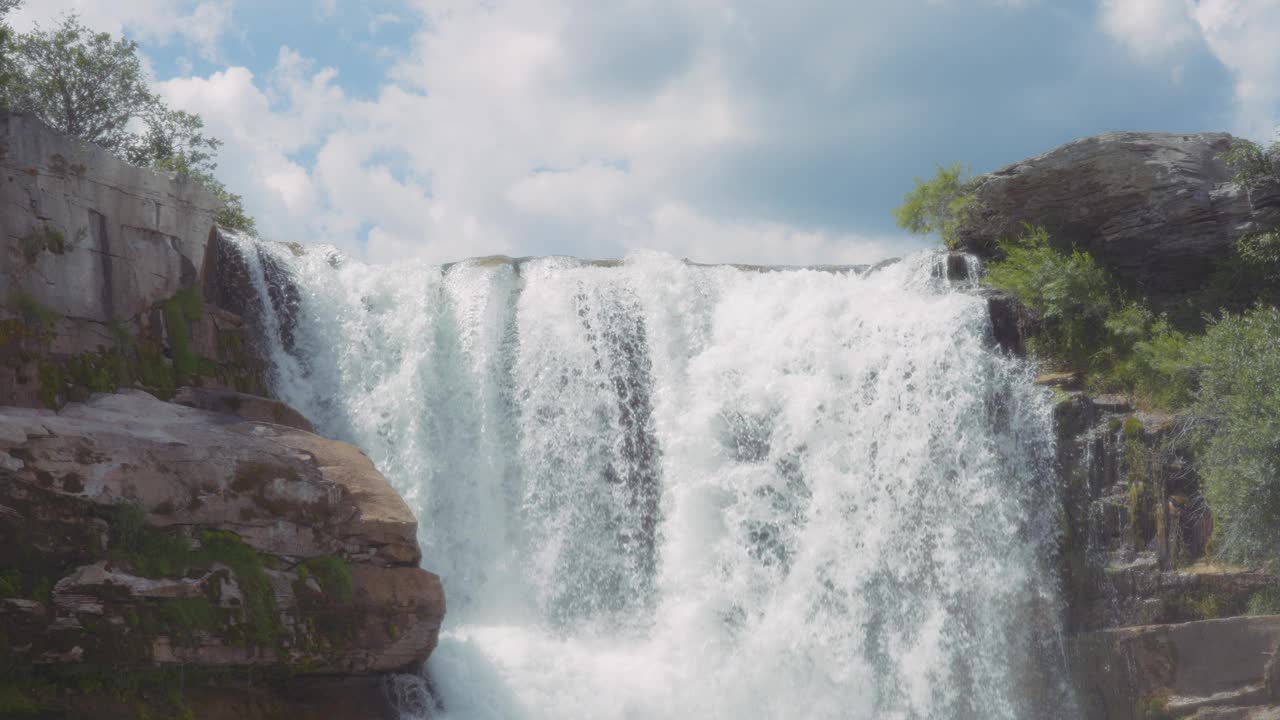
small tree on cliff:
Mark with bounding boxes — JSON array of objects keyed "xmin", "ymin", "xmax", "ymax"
[
  {"xmin": 1, "ymin": 12, "xmax": 258, "ymax": 235},
  {"xmin": 126, "ymin": 105, "xmax": 222, "ymax": 175},
  {"xmin": 5, "ymin": 14, "xmax": 156, "ymax": 152},
  {"xmin": 893, "ymin": 163, "xmax": 980, "ymax": 249}
]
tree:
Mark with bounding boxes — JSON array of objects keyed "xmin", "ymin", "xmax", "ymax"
[
  {"xmin": 1223, "ymin": 137, "xmax": 1280, "ymax": 188},
  {"xmin": 893, "ymin": 162, "xmax": 980, "ymax": 249},
  {"xmin": 2, "ymin": 11, "xmax": 258, "ymax": 236},
  {"xmin": 0, "ymin": 0, "xmax": 23, "ymax": 97},
  {"xmin": 126, "ymin": 105, "xmax": 222, "ymax": 176},
  {"xmin": 7, "ymin": 14, "xmax": 155, "ymax": 152}
]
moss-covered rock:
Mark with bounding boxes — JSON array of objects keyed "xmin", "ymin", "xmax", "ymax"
[{"xmin": 0, "ymin": 391, "xmax": 444, "ymax": 718}]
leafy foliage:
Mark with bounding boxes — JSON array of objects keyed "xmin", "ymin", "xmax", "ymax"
[
  {"xmin": 1223, "ymin": 138, "xmax": 1280, "ymax": 188},
  {"xmin": 1238, "ymin": 230, "xmax": 1280, "ymax": 275},
  {"xmin": 0, "ymin": 1, "xmax": 22, "ymax": 95},
  {"xmin": 983, "ymin": 225, "xmax": 1200, "ymax": 408},
  {"xmin": 125, "ymin": 106, "xmax": 221, "ymax": 176},
  {"xmin": 893, "ymin": 162, "xmax": 980, "ymax": 249},
  {"xmin": 0, "ymin": 11, "xmax": 257, "ymax": 235},
  {"xmin": 4, "ymin": 15, "xmax": 154, "ymax": 152},
  {"xmin": 985, "ymin": 225, "xmax": 1117, "ymax": 370},
  {"xmin": 1190, "ymin": 306, "xmax": 1280, "ymax": 564}
]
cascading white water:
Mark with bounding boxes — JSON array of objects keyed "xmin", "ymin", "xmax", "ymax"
[{"xmin": 231, "ymin": 237, "xmax": 1075, "ymax": 720}]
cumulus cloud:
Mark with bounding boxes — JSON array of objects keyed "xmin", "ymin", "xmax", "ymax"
[
  {"xmin": 11, "ymin": 0, "xmax": 234, "ymax": 60},
  {"xmin": 9, "ymin": 0, "xmax": 1251, "ymax": 264},
  {"xmin": 1189, "ymin": 0, "xmax": 1280, "ymax": 140},
  {"xmin": 1099, "ymin": 0, "xmax": 1198, "ymax": 59}
]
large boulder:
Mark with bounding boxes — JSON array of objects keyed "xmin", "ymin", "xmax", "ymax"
[
  {"xmin": 1071, "ymin": 616, "xmax": 1280, "ymax": 720},
  {"xmin": 957, "ymin": 132, "xmax": 1280, "ymax": 303},
  {"xmin": 0, "ymin": 390, "xmax": 444, "ymax": 717}
]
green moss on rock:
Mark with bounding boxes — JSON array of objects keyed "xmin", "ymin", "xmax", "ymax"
[{"xmin": 19, "ymin": 225, "xmax": 66, "ymax": 263}]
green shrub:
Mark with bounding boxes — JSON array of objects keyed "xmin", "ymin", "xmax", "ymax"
[
  {"xmin": 12, "ymin": 292, "xmax": 58, "ymax": 342},
  {"xmin": 1109, "ymin": 313, "xmax": 1195, "ymax": 409},
  {"xmin": 1222, "ymin": 138, "xmax": 1280, "ymax": 188},
  {"xmin": 302, "ymin": 555, "xmax": 354, "ymax": 605},
  {"xmin": 1247, "ymin": 587, "xmax": 1280, "ymax": 616},
  {"xmin": 19, "ymin": 225, "xmax": 65, "ymax": 263},
  {"xmin": 983, "ymin": 225, "xmax": 1202, "ymax": 410},
  {"xmin": 985, "ymin": 225, "xmax": 1118, "ymax": 370},
  {"xmin": 893, "ymin": 162, "xmax": 980, "ymax": 249},
  {"xmin": 1192, "ymin": 305, "xmax": 1280, "ymax": 564}
]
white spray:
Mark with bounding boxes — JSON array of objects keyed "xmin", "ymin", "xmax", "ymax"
[{"xmin": 231, "ymin": 239, "xmax": 1074, "ymax": 720}]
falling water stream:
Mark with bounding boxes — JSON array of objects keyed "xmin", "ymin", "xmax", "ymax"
[{"xmin": 231, "ymin": 237, "xmax": 1074, "ymax": 720}]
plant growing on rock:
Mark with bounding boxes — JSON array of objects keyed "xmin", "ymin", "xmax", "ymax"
[
  {"xmin": 985, "ymin": 225, "xmax": 1117, "ymax": 371},
  {"xmin": 0, "ymin": 12, "xmax": 259, "ymax": 236},
  {"xmin": 1190, "ymin": 305, "xmax": 1280, "ymax": 564},
  {"xmin": 983, "ymin": 225, "xmax": 1199, "ymax": 408},
  {"xmin": 893, "ymin": 162, "xmax": 980, "ymax": 249},
  {"xmin": 1223, "ymin": 138, "xmax": 1280, "ymax": 188}
]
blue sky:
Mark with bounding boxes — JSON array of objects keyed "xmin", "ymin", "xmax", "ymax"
[{"xmin": 11, "ymin": 0, "xmax": 1280, "ymax": 265}]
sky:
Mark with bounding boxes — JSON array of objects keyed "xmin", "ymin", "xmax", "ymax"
[{"xmin": 9, "ymin": 0, "xmax": 1280, "ymax": 266}]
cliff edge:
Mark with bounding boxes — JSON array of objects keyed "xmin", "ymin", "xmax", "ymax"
[{"xmin": 0, "ymin": 111, "xmax": 444, "ymax": 719}]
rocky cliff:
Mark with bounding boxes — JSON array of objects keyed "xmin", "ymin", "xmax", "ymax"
[
  {"xmin": 0, "ymin": 112, "xmax": 444, "ymax": 720},
  {"xmin": 0, "ymin": 110, "xmax": 270, "ymax": 408},
  {"xmin": 965, "ymin": 132, "xmax": 1280, "ymax": 719},
  {"xmin": 958, "ymin": 131, "xmax": 1280, "ymax": 310}
]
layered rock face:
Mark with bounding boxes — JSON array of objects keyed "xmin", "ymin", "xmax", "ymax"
[
  {"xmin": 958, "ymin": 132, "xmax": 1280, "ymax": 304},
  {"xmin": 968, "ymin": 131, "xmax": 1280, "ymax": 719},
  {"xmin": 0, "ymin": 111, "xmax": 269, "ymax": 408},
  {"xmin": 0, "ymin": 390, "xmax": 444, "ymax": 717},
  {"xmin": 0, "ymin": 112, "xmax": 444, "ymax": 719}
]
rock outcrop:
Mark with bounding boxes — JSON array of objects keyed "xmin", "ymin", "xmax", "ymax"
[
  {"xmin": 957, "ymin": 132, "xmax": 1280, "ymax": 305},
  {"xmin": 0, "ymin": 111, "xmax": 270, "ymax": 408},
  {"xmin": 960, "ymin": 130, "xmax": 1280, "ymax": 718},
  {"xmin": 1073, "ymin": 617, "xmax": 1280, "ymax": 720},
  {"xmin": 0, "ymin": 111, "xmax": 444, "ymax": 719},
  {"xmin": 1047, "ymin": 381, "xmax": 1280, "ymax": 719},
  {"xmin": 0, "ymin": 390, "xmax": 444, "ymax": 717}
]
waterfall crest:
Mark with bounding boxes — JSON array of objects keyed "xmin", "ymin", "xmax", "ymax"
[{"xmin": 231, "ymin": 239, "xmax": 1074, "ymax": 720}]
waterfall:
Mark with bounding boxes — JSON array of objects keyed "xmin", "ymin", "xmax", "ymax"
[{"xmin": 230, "ymin": 238, "xmax": 1075, "ymax": 720}]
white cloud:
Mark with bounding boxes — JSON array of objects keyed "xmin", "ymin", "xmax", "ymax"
[
  {"xmin": 369, "ymin": 13, "xmax": 403, "ymax": 34},
  {"xmin": 1189, "ymin": 0, "xmax": 1280, "ymax": 140},
  {"xmin": 1100, "ymin": 0, "xmax": 1280, "ymax": 139},
  {"xmin": 11, "ymin": 0, "xmax": 234, "ymax": 60},
  {"xmin": 642, "ymin": 205, "xmax": 920, "ymax": 267},
  {"xmin": 1099, "ymin": 0, "xmax": 1197, "ymax": 59},
  {"xmin": 26, "ymin": 0, "xmax": 1240, "ymax": 266}
]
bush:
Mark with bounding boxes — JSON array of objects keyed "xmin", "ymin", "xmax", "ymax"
[
  {"xmin": 1104, "ymin": 307, "xmax": 1196, "ymax": 408},
  {"xmin": 1191, "ymin": 305, "xmax": 1280, "ymax": 564},
  {"xmin": 985, "ymin": 225, "xmax": 1118, "ymax": 370},
  {"xmin": 983, "ymin": 225, "xmax": 1201, "ymax": 409},
  {"xmin": 1223, "ymin": 138, "xmax": 1280, "ymax": 188},
  {"xmin": 893, "ymin": 162, "xmax": 979, "ymax": 249}
]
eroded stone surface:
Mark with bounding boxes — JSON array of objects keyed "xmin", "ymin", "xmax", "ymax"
[
  {"xmin": 1072, "ymin": 617, "xmax": 1280, "ymax": 720},
  {"xmin": 0, "ymin": 389, "xmax": 420, "ymax": 564},
  {"xmin": 0, "ymin": 112, "xmax": 217, "ymax": 323},
  {"xmin": 0, "ymin": 390, "xmax": 443, "ymax": 685},
  {"xmin": 958, "ymin": 131, "xmax": 1280, "ymax": 304}
]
